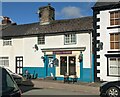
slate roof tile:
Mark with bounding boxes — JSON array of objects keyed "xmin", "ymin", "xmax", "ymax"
[{"xmin": 2, "ymin": 16, "xmax": 93, "ymax": 37}]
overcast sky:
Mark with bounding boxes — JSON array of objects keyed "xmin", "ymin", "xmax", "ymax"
[{"xmin": 1, "ymin": 2, "xmax": 95, "ymax": 25}]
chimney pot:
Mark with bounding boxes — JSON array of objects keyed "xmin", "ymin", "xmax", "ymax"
[{"xmin": 2, "ymin": 16, "xmax": 12, "ymax": 25}]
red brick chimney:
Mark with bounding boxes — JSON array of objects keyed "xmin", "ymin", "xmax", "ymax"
[{"xmin": 2, "ymin": 16, "xmax": 12, "ymax": 25}]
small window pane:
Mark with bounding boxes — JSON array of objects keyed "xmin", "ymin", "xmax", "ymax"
[
  {"xmin": 115, "ymin": 42, "xmax": 119, "ymax": 49},
  {"xmin": 110, "ymin": 12, "xmax": 114, "ymax": 18},
  {"xmin": 110, "ymin": 19, "xmax": 114, "ymax": 25},
  {"xmin": 110, "ymin": 42, "xmax": 114, "ymax": 49},
  {"xmin": 115, "ymin": 19, "xmax": 119, "ymax": 25},
  {"xmin": 115, "ymin": 11, "xmax": 119, "ymax": 18},
  {"xmin": 115, "ymin": 33, "xmax": 119, "ymax": 41},
  {"xmin": 110, "ymin": 34, "xmax": 114, "ymax": 41}
]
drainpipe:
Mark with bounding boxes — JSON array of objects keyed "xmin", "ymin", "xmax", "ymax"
[
  {"xmin": 89, "ymin": 31, "xmax": 92, "ymax": 82},
  {"xmin": 90, "ymin": 30, "xmax": 94, "ymax": 82}
]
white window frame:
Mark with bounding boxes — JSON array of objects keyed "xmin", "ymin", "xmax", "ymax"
[
  {"xmin": 37, "ymin": 35, "xmax": 45, "ymax": 45},
  {"xmin": 108, "ymin": 57, "xmax": 120, "ymax": 76},
  {"xmin": 64, "ymin": 34, "xmax": 76, "ymax": 45},
  {"xmin": 0, "ymin": 57, "xmax": 9, "ymax": 67},
  {"xmin": 3, "ymin": 39, "xmax": 12, "ymax": 46}
]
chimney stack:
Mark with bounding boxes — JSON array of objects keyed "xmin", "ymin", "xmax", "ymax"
[
  {"xmin": 2, "ymin": 16, "xmax": 12, "ymax": 25},
  {"xmin": 38, "ymin": 4, "xmax": 55, "ymax": 25}
]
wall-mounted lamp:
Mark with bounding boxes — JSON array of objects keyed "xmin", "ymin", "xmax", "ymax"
[
  {"xmin": 78, "ymin": 51, "xmax": 83, "ymax": 62},
  {"xmin": 41, "ymin": 56, "xmax": 45, "ymax": 62},
  {"xmin": 33, "ymin": 44, "xmax": 39, "ymax": 52},
  {"xmin": 98, "ymin": 42, "xmax": 103, "ymax": 50},
  {"xmin": 53, "ymin": 58, "xmax": 59, "ymax": 66}
]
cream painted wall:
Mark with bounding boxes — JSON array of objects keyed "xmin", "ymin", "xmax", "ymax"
[{"xmin": 55, "ymin": 51, "xmax": 80, "ymax": 78}]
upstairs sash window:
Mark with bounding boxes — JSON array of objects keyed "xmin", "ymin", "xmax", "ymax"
[
  {"xmin": 3, "ymin": 39, "xmax": 12, "ymax": 46},
  {"xmin": 38, "ymin": 35, "xmax": 45, "ymax": 45},
  {"xmin": 110, "ymin": 33, "xmax": 120, "ymax": 49},
  {"xmin": 64, "ymin": 34, "xmax": 76, "ymax": 45},
  {"xmin": 110, "ymin": 11, "xmax": 120, "ymax": 26}
]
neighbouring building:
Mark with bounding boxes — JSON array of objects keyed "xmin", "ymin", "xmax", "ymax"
[
  {"xmin": 92, "ymin": 2, "xmax": 120, "ymax": 82},
  {"xmin": 0, "ymin": 4, "xmax": 94, "ymax": 82}
]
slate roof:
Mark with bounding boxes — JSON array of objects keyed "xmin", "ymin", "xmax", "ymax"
[
  {"xmin": 92, "ymin": 1, "xmax": 120, "ymax": 10},
  {"xmin": 1, "ymin": 16, "xmax": 93, "ymax": 38},
  {"xmin": 93, "ymin": 2, "xmax": 120, "ymax": 7}
]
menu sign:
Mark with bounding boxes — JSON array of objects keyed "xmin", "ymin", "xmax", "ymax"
[{"xmin": 53, "ymin": 51, "xmax": 72, "ymax": 54}]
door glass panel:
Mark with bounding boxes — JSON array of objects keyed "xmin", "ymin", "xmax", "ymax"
[
  {"xmin": 16, "ymin": 57, "xmax": 23, "ymax": 74},
  {"xmin": 17, "ymin": 68, "xmax": 19, "ymax": 74},
  {"xmin": 17, "ymin": 61, "xmax": 19, "ymax": 67},
  {"xmin": 60, "ymin": 56, "xmax": 67, "ymax": 75},
  {"xmin": 48, "ymin": 57, "xmax": 53, "ymax": 67},
  {"xmin": 20, "ymin": 68, "xmax": 22, "ymax": 74},
  {"xmin": 20, "ymin": 61, "xmax": 23, "ymax": 67},
  {"xmin": 69, "ymin": 56, "xmax": 76, "ymax": 75}
]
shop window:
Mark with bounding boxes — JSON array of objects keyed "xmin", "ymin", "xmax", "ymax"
[
  {"xmin": 60, "ymin": 56, "xmax": 76, "ymax": 75},
  {"xmin": 110, "ymin": 33, "xmax": 120, "ymax": 49},
  {"xmin": 110, "ymin": 11, "xmax": 120, "ymax": 26},
  {"xmin": 0, "ymin": 57, "xmax": 9, "ymax": 66},
  {"xmin": 108, "ymin": 57, "xmax": 120, "ymax": 76},
  {"xmin": 69, "ymin": 56, "xmax": 76, "ymax": 75},
  {"xmin": 60, "ymin": 56, "xmax": 67, "ymax": 75},
  {"xmin": 38, "ymin": 35, "xmax": 45, "ymax": 45},
  {"xmin": 64, "ymin": 34, "xmax": 76, "ymax": 45}
]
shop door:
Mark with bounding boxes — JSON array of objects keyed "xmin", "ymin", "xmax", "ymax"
[
  {"xmin": 15, "ymin": 56, "xmax": 23, "ymax": 75},
  {"xmin": 46, "ymin": 56, "xmax": 55, "ymax": 77},
  {"xmin": 60, "ymin": 56, "xmax": 76, "ymax": 75}
]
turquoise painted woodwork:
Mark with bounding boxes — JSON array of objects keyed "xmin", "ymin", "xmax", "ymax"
[
  {"xmin": 22, "ymin": 54, "xmax": 94, "ymax": 82},
  {"xmin": 23, "ymin": 67, "xmax": 45, "ymax": 78},
  {"xmin": 44, "ymin": 55, "xmax": 56, "ymax": 78},
  {"xmin": 79, "ymin": 54, "xmax": 94, "ymax": 82}
]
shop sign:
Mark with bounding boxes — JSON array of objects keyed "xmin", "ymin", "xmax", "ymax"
[{"xmin": 53, "ymin": 51, "xmax": 72, "ymax": 54}]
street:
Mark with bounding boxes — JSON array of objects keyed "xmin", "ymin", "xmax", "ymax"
[
  {"xmin": 22, "ymin": 88, "xmax": 94, "ymax": 95},
  {"xmin": 19, "ymin": 79, "xmax": 100, "ymax": 96}
]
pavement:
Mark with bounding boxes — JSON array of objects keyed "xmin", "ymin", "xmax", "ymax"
[{"xmin": 21, "ymin": 79, "xmax": 101, "ymax": 95}]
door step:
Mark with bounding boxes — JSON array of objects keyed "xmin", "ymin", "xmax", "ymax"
[{"xmin": 45, "ymin": 76, "xmax": 54, "ymax": 80}]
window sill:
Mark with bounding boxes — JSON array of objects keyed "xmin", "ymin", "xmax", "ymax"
[
  {"xmin": 107, "ymin": 50, "xmax": 120, "ymax": 53},
  {"xmin": 107, "ymin": 25, "xmax": 120, "ymax": 29},
  {"xmin": 64, "ymin": 43, "xmax": 76, "ymax": 45}
]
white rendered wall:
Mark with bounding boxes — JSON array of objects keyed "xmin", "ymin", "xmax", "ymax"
[
  {"xmin": 0, "ymin": 32, "xmax": 92, "ymax": 73},
  {"xmin": 97, "ymin": 8, "xmax": 120, "ymax": 81}
]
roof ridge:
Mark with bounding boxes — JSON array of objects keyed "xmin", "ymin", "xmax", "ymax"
[
  {"xmin": 54, "ymin": 16, "xmax": 92, "ymax": 22},
  {"xmin": 16, "ymin": 16, "xmax": 93, "ymax": 26}
]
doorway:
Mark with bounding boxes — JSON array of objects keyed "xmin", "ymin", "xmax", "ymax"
[
  {"xmin": 45, "ymin": 55, "xmax": 55, "ymax": 77},
  {"xmin": 15, "ymin": 56, "xmax": 23, "ymax": 75}
]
